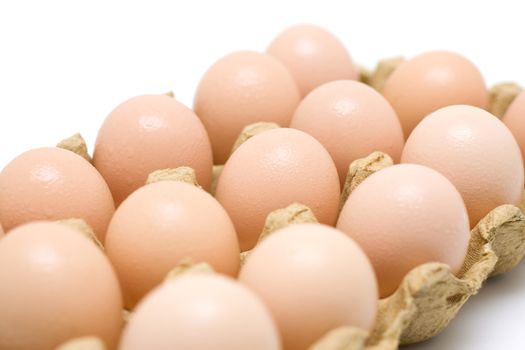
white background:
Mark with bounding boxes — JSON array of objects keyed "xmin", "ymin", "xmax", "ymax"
[{"xmin": 1, "ymin": 1, "xmax": 524, "ymax": 348}]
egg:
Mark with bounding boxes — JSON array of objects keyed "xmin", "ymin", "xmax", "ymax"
[
  {"xmin": 267, "ymin": 24, "xmax": 358, "ymax": 97},
  {"xmin": 120, "ymin": 274, "xmax": 281, "ymax": 350},
  {"xmin": 239, "ymin": 224, "xmax": 377, "ymax": 350},
  {"xmin": 193, "ymin": 51, "xmax": 301, "ymax": 164},
  {"xmin": 93, "ymin": 94, "xmax": 213, "ymax": 205},
  {"xmin": 0, "ymin": 147, "xmax": 115, "ymax": 240},
  {"xmin": 290, "ymin": 80, "xmax": 404, "ymax": 186},
  {"xmin": 503, "ymin": 91, "xmax": 525, "ymax": 173},
  {"xmin": 337, "ymin": 164, "xmax": 470, "ymax": 297},
  {"xmin": 105, "ymin": 181, "xmax": 240, "ymax": 309},
  {"xmin": 215, "ymin": 128, "xmax": 340, "ymax": 251},
  {"xmin": 402, "ymin": 105, "xmax": 524, "ymax": 226},
  {"xmin": 0, "ymin": 221, "xmax": 122, "ymax": 350},
  {"xmin": 382, "ymin": 51, "xmax": 488, "ymax": 136},
  {"xmin": 0, "ymin": 223, "xmax": 3, "ymax": 238}
]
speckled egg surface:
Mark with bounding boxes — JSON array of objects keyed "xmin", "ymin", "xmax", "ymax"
[
  {"xmin": 291, "ymin": 80, "xmax": 404, "ymax": 185},
  {"xmin": 215, "ymin": 128, "xmax": 340, "ymax": 251},
  {"xmin": 0, "ymin": 147, "xmax": 115, "ymax": 240}
]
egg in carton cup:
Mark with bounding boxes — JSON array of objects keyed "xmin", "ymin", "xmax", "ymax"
[
  {"xmin": 113, "ymin": 155, "xmax": 525, "ymax": 350},
  {"xmin": 361, "ymin": 56, "xmax": 523, "ymax": 119},
  {"xmin": 56, "ymin": 74, "xmax": 525, "ymax": 349},
  {"xmin": 213, "ymin": 117, "xmax": 525, "ymax": 349}
]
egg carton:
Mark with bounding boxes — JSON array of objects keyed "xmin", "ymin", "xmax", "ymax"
[
  {"xmin": 55, "ymin": 68, "xmax": 525, "ymax": 349},
  {"xmin": 120, "ymin": 156, "xmax": 525, "ymax": 350},
  {"xmin": 205, "ymin": 127, "xmax": 525, "ymax": 350}
]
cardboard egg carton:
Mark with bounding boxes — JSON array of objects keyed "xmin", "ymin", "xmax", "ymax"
[
  {"xmin": 211, "ymin": 126, "xmax": 525, "ymax": 348},
  {"xmin": 55, "ymin": 66, "xmax": 525, "ymax": 349},
  {"xmin": 126, "ymin": 155, "xmax": 525, "ymax": 350}
]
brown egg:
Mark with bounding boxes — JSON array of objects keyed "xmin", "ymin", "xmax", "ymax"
[
  {"xmin": 382, "ymin": 51, "xmax": 488, "ymax": 136},
  {"xmin": 120, "ymin": 274, "xmax": 281, "ymax": 350},
  {"xmin": 291, "ymin": 80, "xmax": 404, "ymax": 186},
  {"xmin": 0, "ymin": 222, "xmax": 123, "ymax": 350},
  {"xmin": 193, "ymin": 51, "xmax": 301, "ymax": 164},
  {"xmin": 0, "ymin": 223, "xmax": 3, "ymax": 238},
  {"xmin": 503, "ymin": 91, "xmax": 525, "ymax": 173},
  {"xmin": 215, "ymin": 128, "xmax": 340, "ymax": 251},
  {"xmin": 402, "ymin": 105, "xmax": 524, "ymax": 226},
  {"xmin": 105, "ymin": 181, "xmax": 240, "ymax": 309},
  {"xmin": 93, "ymin": 94, "xmax": 213, "ymax": 205},
  {"xmin": 267, "ymin": 24, "xmax": 358, "ymax": 97},
  {"xmin": 337, "ymin": 164, "xmax": 470, "ymax": 297},
  {"xmin": 239, "ymin": 224, "xmax": 377, "ymax": 350},
  {"xmin": 0, "ymin": 147, "xmax": 115, "ymax": 240}
]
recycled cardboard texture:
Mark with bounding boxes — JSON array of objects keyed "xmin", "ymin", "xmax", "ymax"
[
  {"xmin": 339, "ymin": 152, "xmax": 393, "ymax": 211},
  {"xmin": 489, "ymin": 82, "xmax": 522, "ymax": 118},
  {"xmin": 55, "ymin": 336, "xmax": 105, "ymax": 350},
  {"xmin": 230, "ymin": 121, "xmax": 280, "ymax": 154},
  {"xmin": 164, "ymin": 260, "xmax": 214, "ymax": 282},
  {"xmin": 364, "ymin": 57, "xmax": 405, "ymax": 92},
  {"xmin": 146, "ymin": 167, "xmax": 202, "ymax": 188},
  {"xmin": 57, "ymin": 218, "xmax": 104, "ymax": 251},
  {"xmin": 240, "ymin": 203, "xmax": 319, "ymax": 265},
  {"xmin": 57, "ymin": 133, "xmax": 92, "ymax": 163}
]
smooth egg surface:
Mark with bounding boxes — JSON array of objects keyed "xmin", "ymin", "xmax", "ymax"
[
  {"xmin": 382, "ymin": 51, "xmax": 488, "ymax": 137},
  {"xmin": 267, "ymin": 24, "xmax": 358, "ymax": 97},
  {"xmin": 105, "ymin": 181, "xmax": 240, "ymax": 309},
  {"xmin": 402, "ymin": 105, "xmax": 524, "ymax": 226},
  {"xmin": 239, "ymin": 224, "xmax": 378, "ymax": 350},
  {"xmin": 0, "ymin": 221, "xmax": 123, "ymax": 350},
  {"xmin": 193, "ymin": 51, "xmax": 301, "ymax": 164},
  {"xmin": 120, "ymin": 274, "xmax": 281, "ymax": 350},
  {"xmin": 337, "ymin": 164, "xmax": 470, "ymax": 297},
  {"xmin": 503, "ymin": 91, "xmax": 525, "ymax": 174}
]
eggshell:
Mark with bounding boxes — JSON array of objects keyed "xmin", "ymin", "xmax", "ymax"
[
  {"xmin": 503, "ymin": 91, "xmax": 525, "ymax": 173},
  {"xmin": 0, "ymin": 223, "xmax": 3, "ymax": 238},
  {"xmin": 215, "ymin": 128, "xmax": 340, "ymax": 251},
  {"xmin": 120, "ymin": 274, "xmax": 281, "ymax": 350},
  {"xmin": 382, "ymin": 51, "xmax": 488, "ymax": 136},
  {"xmin": 0, "ymin": 147, "xmax": 114, "ymax": 240},
  {"xmin": 402, "ymin": 105, "xmax": 524, "ymax": 226},
  {"xmin": 93, "ymin": 94, "xmax": 213, "ymax": 205},
  {"xmin": 239, "ymin": 224, "xmax": 377, "ymax": 350},
  {"xmin": 0, "ymin": 221, "xmax": 123, "ymax": 350},
  {"xmin": 337, "ymin": 164, "xmax": 470, "ymax": 297},
  {"xmin": 267, "ymin": 24, "xmax": 358, "ymax": 97},
  {"xmin": 193, "ymin": 51, "xmax": 301, "ymax": 164},
  {"xmin": 290, "ymin": 80, "xmax": 404, "ymax": 186},
  {"xmin": 105, "ymin": 181, "xmax": 240, "ymax": 309}
]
